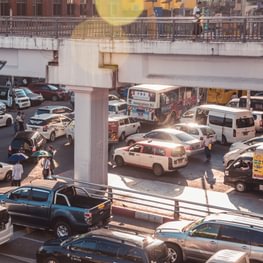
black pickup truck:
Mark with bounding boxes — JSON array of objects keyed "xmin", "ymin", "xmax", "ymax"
[{"xmin": 0, "ymin": 179, "xmax": 112, "ymax": 237}]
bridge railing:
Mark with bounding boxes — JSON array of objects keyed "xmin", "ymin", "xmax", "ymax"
[
  {"xmin": 0, "ymin": 16, "xmax": 263, "ymax": 42},
  {"xmin": 53, "ymin": 175, "xmax": 262, "ymax": 221}
]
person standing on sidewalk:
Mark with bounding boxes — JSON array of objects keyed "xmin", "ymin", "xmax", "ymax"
[{"xmin": 11, "ymin": 161, "xmax": 23, "ymax": 186}]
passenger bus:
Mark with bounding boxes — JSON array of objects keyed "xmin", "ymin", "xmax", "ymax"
[
  {"xmin": 207, "ymin": 88, "xmax": 246, "ymax": 105},
  {"xmin": 127, "ymin": 84, "xmax": 197, "ymax": 124}
]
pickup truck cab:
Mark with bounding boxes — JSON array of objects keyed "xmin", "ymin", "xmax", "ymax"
[
  {"xmin": 224, "ymin": 152, "xmax": 259, "ymax": 192},
  {"xmin": 0, "ymin": 179, "xmax": 112, "ymax": 237}
]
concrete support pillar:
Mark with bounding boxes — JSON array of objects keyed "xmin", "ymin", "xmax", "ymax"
[{"xmin": 74, "ymin": 86, "xmax": 108, "ymax": 185}]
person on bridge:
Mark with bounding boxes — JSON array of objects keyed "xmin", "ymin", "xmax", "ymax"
[{"xmin": 192, "ymin": 1, "xmax": 203, "ymax": 40}]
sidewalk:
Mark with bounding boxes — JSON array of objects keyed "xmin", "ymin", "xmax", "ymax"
[{"xmin": 23, "ymin": 165, "xmax": 263, "ymax": 224}]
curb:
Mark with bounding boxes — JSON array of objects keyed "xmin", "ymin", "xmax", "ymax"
[{"xmin": 112, "ymin": 205, "xmax": 175, "ymax": 224}]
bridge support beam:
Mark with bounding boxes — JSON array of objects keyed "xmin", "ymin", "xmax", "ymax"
[{"xmin": 73, "ymin": 86, "xmax": 108, "ymax": 185}]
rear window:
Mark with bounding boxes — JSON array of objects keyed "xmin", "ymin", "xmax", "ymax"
[
  {"xmin": 173, "ymin": 132, "xmax": 196, "ymax": 142},
  {"xmin": 36, "ymin": 109, "xmax": 50, "ymax": 115},
  {"xmin": 28, "ymin": 118, "xmax": 47, "ymax": 126},
  {"xmin": 236, "ymin": 117, "xmax": 254, "ymax": 128},
  {"xmin": 11, "ymin": 139, "xmax": 26, "ymax": 148}
]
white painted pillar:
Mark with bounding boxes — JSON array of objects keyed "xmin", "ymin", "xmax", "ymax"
[{"xmin": 73, "ymin": 86, "xmax": 108, "ymax": 185}]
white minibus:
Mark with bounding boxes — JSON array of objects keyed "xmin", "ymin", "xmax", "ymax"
[{"xmin": 180, "ymin": 104, "xmax": 255, "ymax": 144}]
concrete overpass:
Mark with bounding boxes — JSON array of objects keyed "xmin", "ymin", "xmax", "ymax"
[{"xmin": 0, "ymin": 16, "xmax": 263, "ymax": 184}]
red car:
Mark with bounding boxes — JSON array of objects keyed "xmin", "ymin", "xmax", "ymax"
[{"xmin": 27, "ymin": 83, "xmax": 70, "ymax": 101}]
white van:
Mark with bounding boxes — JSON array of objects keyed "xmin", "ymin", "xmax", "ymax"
[
  {"xmin": 180, "ymin": 104, "xmax": 255, "ymax": 144},
  {"xmin": 0, "ymin": 86, "xmax": 31, "ymax": 109}
]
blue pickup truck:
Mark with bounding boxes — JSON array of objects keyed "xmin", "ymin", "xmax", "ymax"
[{"xmin": 0, "ymin": 179, "xmax": 112, "ymax": 237}]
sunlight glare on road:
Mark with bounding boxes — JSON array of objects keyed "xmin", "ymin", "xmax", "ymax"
[{"xmin": 95, "ymin": 0, "xmax": 144, "ymax": 26}]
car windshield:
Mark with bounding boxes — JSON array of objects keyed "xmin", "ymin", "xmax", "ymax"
[
  {"xmin": 47, "ymin": 85, "xmax": 59, "ymax": 91},
  {"xmin": 22, "ymin": 88, "xmax": 33, "ymax": 95},
  {"xmin": 15, "ymin": 89, "xmax": 27, "ymax": 98},
  {"xmin": 173, "ymin": 132, "xmax": 196, "ymax": 142},
  {"xmin": 183, "ymin": 218, "xmax": 204, "ymax": 232}
]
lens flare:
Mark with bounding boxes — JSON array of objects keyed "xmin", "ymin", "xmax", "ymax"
[{"xmin": 95, "ymin": 0, "xmax": 144, "ymax": 26}]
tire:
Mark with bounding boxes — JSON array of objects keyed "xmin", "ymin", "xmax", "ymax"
[
  {"xmin": 166, "ymin": 243, "xmax": 183, "ymax": 263},
  {"xmin": 115, "ymin": 156, "xmax": 124, "ymax": 167},
  {"xmin": 153, "ymin": 164, "xmax": 164, "ymax": 176},
  {"xmin": 44, "ymin": 256, "xmax": 60, "ymax": 263},
  {"xmin": 5, "ymin": 171, "xmax": 12, "ymax": 182},
  {"xmin": 221, "ymin": 135, "xmax": 227, "ymax": 145},
  {"xmin": 127, "ymin": 140, "xmax": 135, "ymax": 146},
  {"xmin": 68, "ymin": 135, "xmax": 73, "ymax": 145},
  {"xmin": 53, "ymin": 220, "xmax": 72, "ymax": 238},
  {"xmin": 5, "ymin": 118, "xmax": 12, "ymax": 127},
  {"xmin": 235, "ymin": 182, "xmax": 246, "ymax": 192},
  {"xmin": 51, "ymin": 95, "xmax": 58, "ymax": 102},
  {"xmin": 119, "ymin": 132, "xmax": 125, "ymax": 141},
  {"xmin": 50, "ymin": 132, "xmax": 56, "ymax": 142}
]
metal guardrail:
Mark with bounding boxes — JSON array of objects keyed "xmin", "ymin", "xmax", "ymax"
[
  {"xmin": 54, "ymin": 175, "xmax": 261, "ymax": 221},
  {"xmin": 0, "ymin": 16, "xmax": 263, "ymax": 42}
]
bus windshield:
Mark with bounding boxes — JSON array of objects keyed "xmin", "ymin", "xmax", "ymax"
[{"xmin": 128, "ymin": 89, "xmax": 156, "ymax": 102}]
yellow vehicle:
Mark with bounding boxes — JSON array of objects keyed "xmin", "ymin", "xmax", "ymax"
[{"xmin": 207, "ymin": 88, "xmax": 246, "ymax": 105}]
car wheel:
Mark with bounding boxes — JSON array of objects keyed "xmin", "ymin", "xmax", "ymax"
[
  {"xmin": 119, "ymin": 132, "xmax": 125, "ymax": 141},
  {"xmin": 68, "ymin": 135, "xmax": 73, "ymax": 145},
  {"xmin": 235, "ymin": 182, "xmax": 246, "ymax": 192},
  {"xmin": 5, "ymin": 118, "xmax": 12, "ymax": 127},
  {"xmin": 127, "ymin": 140, "xmax": 135, "ymax": 146},
  {"xmin": 44, "ymin": 256, "xmax": 60, "ymax": 263},
  {"xmin": 166, "ymin": 243, "xmax": 183, "ymax": 263},
  {"xmin": 50, "ymin": 132, "xmax": 56, "ymax": 142},
  {"xmin": 115, "ymin": 156, "xmax": 124, "ymax": 166},
  {"xmin": 153, "ymin": 164, "xmax": 164, "ymax": 176},
  {"xmin": 5, "ymin": 171, "xmax": 12, "ymax": 182},
  {"xmin": 51, "ymin": 95, "xmax": 58, "ymax": 101},
  {"xmin": 221, "ymin": 135, "xmax": 227, "ymax": 145},
  {"xmin": 53, "ymin": 220, "xmax": 72, "ymax": 238}
]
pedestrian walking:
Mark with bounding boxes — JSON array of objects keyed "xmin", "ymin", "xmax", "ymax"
[
  {"xmin": 41, "ymin": 156, "xmax": 51, "ymax": 179},
  {"xmin": 47, "ymin": 145, "xmax": 56, "ymax": 175},
  {"xmin": 203, "ymin": 134, "xmax": 213, "ymax": 162},
  {"xmin": 11, "ymin": 161, "xmax": 23, "ymax": 186},
  {"xmin": 14, "ymin": 111, "xmax": 22, "ymax": 133}
]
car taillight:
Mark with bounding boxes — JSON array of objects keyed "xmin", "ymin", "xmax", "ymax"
[
  {"xmin": 84, "ymin": 211, "xmax": 92, "ymax": 224},
  {"xmin": 233, "ymin": 129, "xmax": 236, "ymax": 137},
  {"xmin": 260, "ymin": 120, "xmax": 263, "ymax": 127},
  {"xmin": 43, "ymin": 125, "xmax": 48, "ymax": 132},
  {"xmin": 32, "ymin": 146, "xmax": 36, "ymax": 152}
]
